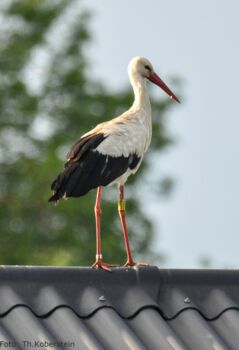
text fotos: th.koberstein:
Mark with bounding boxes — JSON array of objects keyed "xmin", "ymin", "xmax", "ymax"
[{"xmin": 0, "ymin": 340, "xmax": 75, "ymax": 348}]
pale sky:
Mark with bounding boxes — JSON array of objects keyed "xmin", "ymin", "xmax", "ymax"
[{"xmin": 82, "ymin": 0, "xmax": 239, "ymax": 268}]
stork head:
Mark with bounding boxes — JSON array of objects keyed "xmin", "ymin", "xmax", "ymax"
[{"xmin": 128, "ymin": 56, "xmax": 180, "ymax": 103}]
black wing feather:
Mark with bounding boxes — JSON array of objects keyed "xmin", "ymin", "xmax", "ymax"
[
  {"xmin": 66, "ymin": 133, "xmax": 105, "ymax": 163},
  {"xmin": 49, "ymin": 133, "xmax": 141, "ymax": 202}
]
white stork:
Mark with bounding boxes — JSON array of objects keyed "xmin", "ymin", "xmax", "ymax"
[{"xmin": 49, "ymin": 56, "xmax": 180, "ymax": 270}]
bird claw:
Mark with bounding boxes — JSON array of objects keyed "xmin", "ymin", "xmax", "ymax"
[
  {"xmin": 92, "ymin": 260, "xmax": 119, "ymax": 272},
  {"xmin": 124, "ymin": 260, "xmax": 149, "ymax": 268}
]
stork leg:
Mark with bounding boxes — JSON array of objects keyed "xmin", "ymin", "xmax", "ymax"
[
  {"xmin": 118, "ymin": 185, "xmax": 148, "ymax": 267},
  {"xmin": 91, "ymin": 187, "xmax": 111, "ymax": 271}
]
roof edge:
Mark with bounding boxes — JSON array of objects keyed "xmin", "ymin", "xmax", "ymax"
[{"xmin": 0, "ymin": 266, "xmax": 239, "ymax": 319}]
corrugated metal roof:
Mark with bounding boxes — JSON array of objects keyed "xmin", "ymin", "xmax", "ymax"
[{"xmin": 0, "ymin": 266, "xmax": 238, "ymax": 349}]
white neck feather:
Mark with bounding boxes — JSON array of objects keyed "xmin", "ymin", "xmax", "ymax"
[{"xmin": 129, "ymin": 73, "xmax": 151, "ymax": 114}]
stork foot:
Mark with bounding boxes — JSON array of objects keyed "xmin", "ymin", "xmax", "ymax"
[
  {"xmin": 124, "ymin": 260, "xmax": 149, "ymax": 268},
  {"xmin": 92, "ymin": 259, "xmax": 119, "ymax": 272}
]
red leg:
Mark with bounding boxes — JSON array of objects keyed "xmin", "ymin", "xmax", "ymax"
[
  {"xmin": 91, "ymin": 187, "xmax": 111, "ymax": 271},
  {"xmin": 91, "ymin": 187, "xmax": 119, "ymax": 271},
  {"xmin": 118, "ymin": 186, "xmax": 148, "ymax": 267}
]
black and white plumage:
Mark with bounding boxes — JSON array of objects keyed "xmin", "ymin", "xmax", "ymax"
[
  {"xmin": 49, "ymin": 132, "xmax": 141, "ymax": 201},
  {"xmin": 49, "ymin": 56, "xmax": 180, "ymax": 270}
]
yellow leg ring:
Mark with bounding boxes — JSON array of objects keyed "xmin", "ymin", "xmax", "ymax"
[{"xmin": 118, "ymin": 199, "xmax": 126, "ymax": 211}]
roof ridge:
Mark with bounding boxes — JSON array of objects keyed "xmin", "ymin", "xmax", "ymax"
[{"xmin": 0, "ymin": 266, "xmax": 239, "ymax": 319}]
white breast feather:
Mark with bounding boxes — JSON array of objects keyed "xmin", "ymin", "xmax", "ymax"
[{"xmin": 95, "ymin": 112, "xmax": 152, "ymax": 157}]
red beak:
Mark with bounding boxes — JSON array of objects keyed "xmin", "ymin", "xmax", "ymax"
[{"xmin": 149, "ymin": 72, "xmax": 180, "ymax": 103}]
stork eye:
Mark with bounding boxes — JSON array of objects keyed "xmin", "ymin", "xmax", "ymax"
[{"xmin": 144, "ymin": 65, "xmax": 151, "ymax": 72}]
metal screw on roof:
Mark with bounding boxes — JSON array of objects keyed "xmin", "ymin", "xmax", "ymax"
[
  {"xmin": 99, "ymin": 295, "xmax": 106, "ymax": 302},
  {"xmin": 184, "ymin": 297, "xmax": 191, "ymax": 303}
]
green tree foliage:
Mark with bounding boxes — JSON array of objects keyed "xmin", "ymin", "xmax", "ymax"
[{"xmin": 0, "ymin": 0, "xmax": 177, "ymax": 266}]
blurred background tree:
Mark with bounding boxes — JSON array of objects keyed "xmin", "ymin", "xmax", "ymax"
[{"xmin": 0, "ymin": 0, "xmax": 178, "ymax": 266}]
